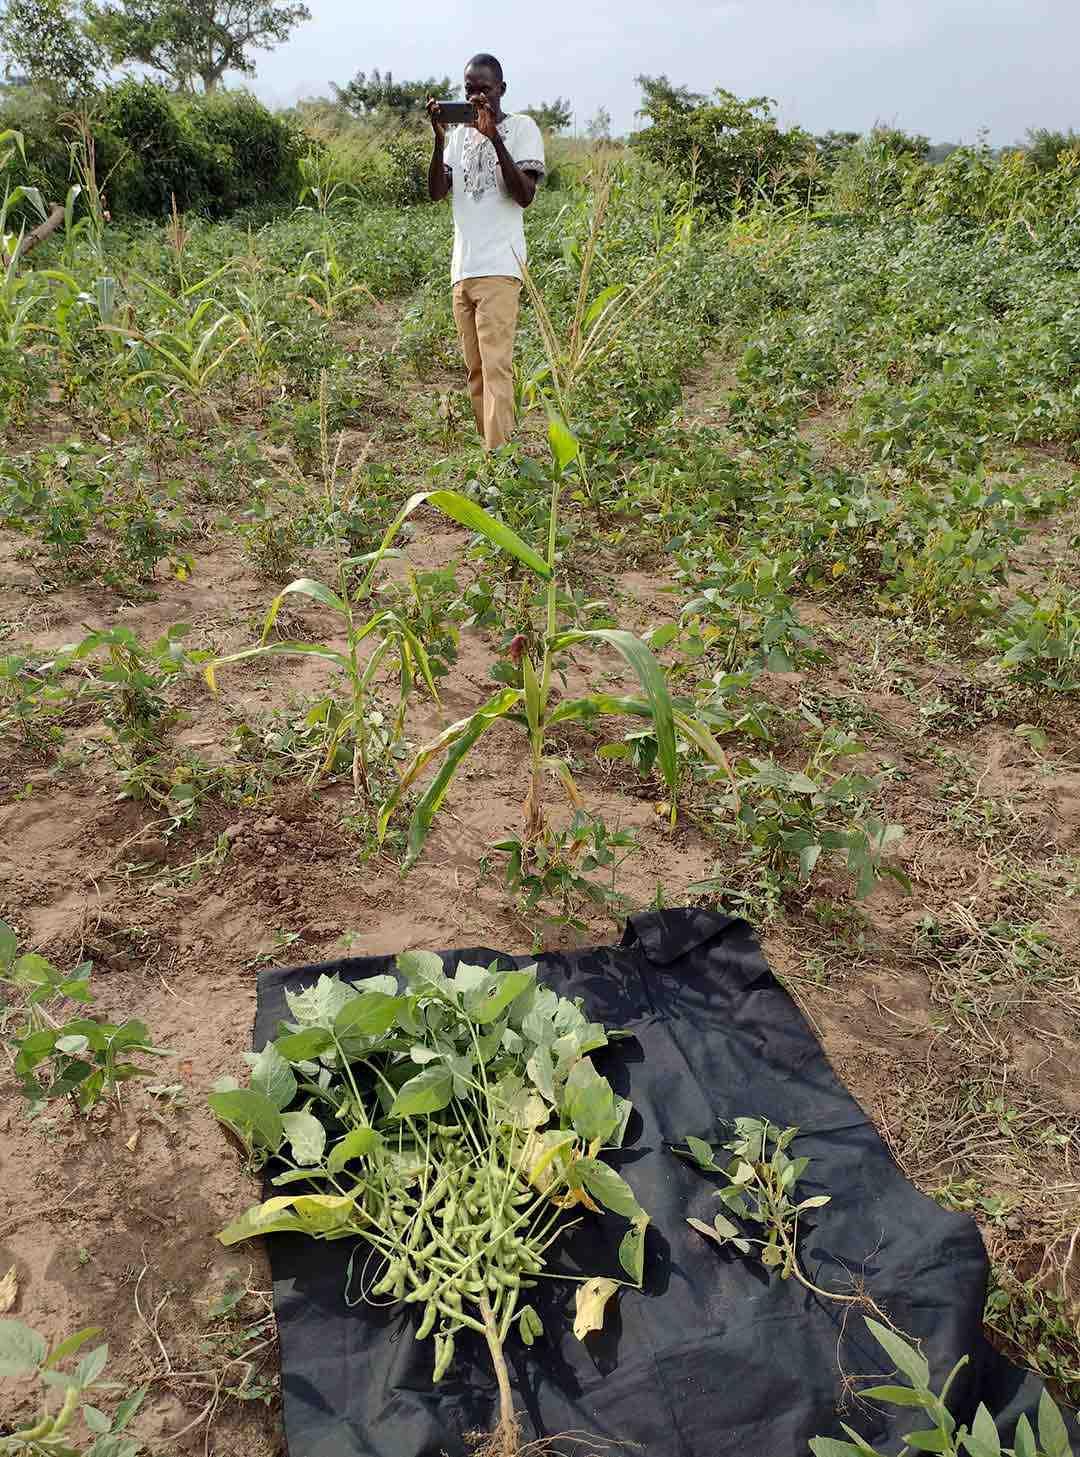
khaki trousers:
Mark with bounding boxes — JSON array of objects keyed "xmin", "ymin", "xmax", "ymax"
[{"xmin": 452, "ymin": 275, "xmax": 521, "ymax": 450}]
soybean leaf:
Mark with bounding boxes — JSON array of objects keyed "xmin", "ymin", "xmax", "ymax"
[
  {"xmin": 75, "ymin": 1343, "xmax": 109, "ymax": 1386},
  {"xmin": 902, "ymin": 1431, "xmax": 950, "ymax": 1453},
  {"xmin": 1037, "ymin": 1389, "xmax": 1070, "ymax": 1457},
  {"xmin": 619, "ymin": 1213, "xmax": 650, "ymax": 1285},
  {"xmin": 809, "ymin": 1443, "xmax": 873, "ymax": 1457},
  {"xmin": 564, "ymin": 1058, "xmax": 617, "ymax": 1143},
  {"xmin": 274, "ymin": 1027, "xmax": 332, "ymax": 1062},
  {"xmin": 390, "ymin": 1065, "xmax": 453, "ymax": 1118},
  {"xmin": 962, "ymin": 1405, "xmax": 1001, "ymax": 1457},
  {"xmin": 1013, "ymin": 1416, "xmax": 1037, "ymax": 1457},
  {"xmin": 861, "ymin": 1386, "xmax": 935, "ymax": 1409},
  {"xmin": 281, "ymin": 1111, "xmax": 326, "ymax": 1166},
  {"xmin": 865, "ymin": 1317, "xmax": 930, "ymax": 1390},
  {"xmin": 0, "ymin": 921, "xmax": 17, "ymax": 969},
  {"xmin": 218, "ymin": 1194, "xmax": 355, "ymax": 1246},
  {"xmin": 245, "ymin": 1044, "xmax": 297, "ymax": 1112},
  {"xmin": 464, "ymin": 968, "xmax": 536, "ymax": 1024},
  {"xmin": 114, "ymin": 1388, "xmax": 148, "ymax": 1431},
  {"xmin": 0, "ymin": 1319, "xmax": 47, "ymax": 1375},
  {"xmin": 285, "ymin": 976, "xmax": 356, "ymax": 1030},
  {"xmin": 327, "ymin": 1128, "xmax": 381, "ymax": 1174},
  {"xmin": 577, "ymin": 1159, "xmax": 642, "ymax": 1218},
  {"xmin": 83, "ymin": 1406, "xmax": 111, "ymax": 1434},
  {"xmin": 334, "ymin": 992, "xmax": 404, "ymax": 1041},
  {"xmin": 208, "ymin": 1089, "xmax": 283, "ymax": 1153},
  {"xmin": 572, "ymin": 1277, "xmax": 619, "ymax": 1340}
]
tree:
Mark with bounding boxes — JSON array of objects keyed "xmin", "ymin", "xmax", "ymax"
[
  {"xmin": 523, "ymin": 97, "xmax": 571, "ymax": 134},
  {"xmin": 1023, "ymin": 127, "xmax": 1080, "ymax": 171},
  {"xmin": 634, "ymin": 73, "xmax": 704, "ymax": 122},
  {"xmin": 634, "ymin": 87, "xmax": 813, "ymax": 212},
  {"xmin": 84, "ymin": 0, "xmax": 311, "ymax": 92},
  {"xmin": 585, "ymin": 105, "xmax": 611, "ymax": 143},
  {"xmin": 0, "ymin": 0, "xmax": 104, "ymax": 98},
  {"xmin": 332, "ymin": 68, "xmax": 457, "ymax": 120}
]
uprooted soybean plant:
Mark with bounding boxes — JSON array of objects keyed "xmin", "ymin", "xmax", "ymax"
[{"xmin": 210, "ymin": 951, "xmax": 649, "ymax": 1455}]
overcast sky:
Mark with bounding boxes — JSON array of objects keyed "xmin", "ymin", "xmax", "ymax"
[{"xmin": 249, "ymin": 0, "xmax": 1078, "ymax": 145}]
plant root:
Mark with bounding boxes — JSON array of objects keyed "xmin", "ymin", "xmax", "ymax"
[{"xmin": 468, "ymin": 1429, "xmax": 631, "ymax": 1457}]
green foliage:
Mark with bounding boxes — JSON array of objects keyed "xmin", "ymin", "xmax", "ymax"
[
  {"xmin": 695, "ymin": 721, "xmax": 908, "ymax": 905},
  {"xmin": 493, "ymin": 811, "xmax": 638, "ymax": 926},
  {"xmin": 0, "ymin": 1318, "xmax": 146, "ymax": 1456},
  {"xmin": 64, "ymin": 622, "xmax": 203, "ymax": 755},
  {"xmin": 673, "ymin": 1118, "xmax": 837, "ymax": 1288},
  {"xmin": 522, "ymin": 98, "xmax": 572, "ymax": 134},
  {"xmin": 0, "ymin": 0, "xmax": 103, "ymax": 99},
  {"xmin": 634, "ymin": 87, "xmax": 814, "ymax": 213},
  {"xmin": 85, "ymin": 0, "xmax": 311, "ymax": 94},
  {"xmin": 0, "ymin": 79, "xmax": 302, "ymax": 221},
  {"xmin": 980, "ymin": 589, "xmax": 1080, "ymax": 698},
  {"xmin": 0, "ymin": 921, "xmax": 168, "ymax": 1115},
  {"xmin": 0, "ymin": 440, "xmax": 194, "ymax": 588},
  {"xmin": 332, "ymin": 68, "xmax": 458, "ymax": 119},
  {"xmin": 808, "ymin": 1317, "xmax": 1074, "ymax": 1457},
  {"xmin": 210, "ymin": 953, "xmax": 649, "ymax": 1404}
]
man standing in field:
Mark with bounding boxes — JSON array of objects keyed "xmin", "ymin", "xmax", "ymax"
[{"xmin": 427, "ymin": 55, "xmax": 545, "ymax": 450}]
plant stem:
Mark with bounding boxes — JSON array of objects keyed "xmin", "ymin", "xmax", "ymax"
[{"xmin": 479, "ymin": 1294, "xmax": 516, "ymax": 1438}]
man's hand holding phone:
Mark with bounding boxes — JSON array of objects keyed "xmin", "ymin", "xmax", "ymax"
[
  {"xmin": 426, "ymin": 96, "xmax": 447, "ymax": 143},
  {"xmin": 472, "ymin": 96, "xmax": 497, "ymax": 140}
]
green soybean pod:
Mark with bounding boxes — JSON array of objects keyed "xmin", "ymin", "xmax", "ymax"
[
  {"xmin": 416, "ymin": 1301, "xmax": 437, "ymax": 1340},
  {"xmin": 432, "ymin": 1331, "xmax": 455, "ymax": 1382}
]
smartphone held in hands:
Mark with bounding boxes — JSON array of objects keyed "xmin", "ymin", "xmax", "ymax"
[{"xmin": 434, "ymin": 100, "xmax": 477, "ymax": 125}]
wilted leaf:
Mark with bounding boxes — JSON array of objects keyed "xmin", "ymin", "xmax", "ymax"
[
  {"xmin": 285, "ymin": 975, "xmax": 356, "ymax": 1030},
  {"xmin": 576, "ymin": 1159, "xmax": 642, "ymax": 1218},
  {"xmin": 207, "ymin": 1089, "xmax": 283, "ymax": 1153},
  {"xmin": 281, "ymin": 1111, "xmax": 326, "ymax": 1166},
  {"xmin": 244, "ymin": 1043, "xmax": 297, "ymax": 1112},
  {"xmin": 0, "ymin": 1267, "xmax": 17, "ymax": 1314},
  {"xmin": 619, "ymin": 1213, "xmax": 650, "ymax": 1285},
  {"xmin": 572, "ymin": 1277, "xmax": 619, "ymax": 1340},
  {"xmin": 218, "ymin": 1194, "xmax": 355, "ymax": 1247}
]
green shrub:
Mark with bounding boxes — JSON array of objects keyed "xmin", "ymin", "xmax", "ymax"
[
  {"xmin": 633, "ymin": 88, "xmax": 814, "ymax": 213},
  {"xmin": 179, "ymin": 90, "xmax": 304, "ymax": 213}
]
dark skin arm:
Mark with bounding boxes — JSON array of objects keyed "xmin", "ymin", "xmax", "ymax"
[
  {"xmin": 426, "ymin": 98, "xmax": 450, "ymax": 201},
  {"xmin": 426, "ymin": 94, "xmax": 537, "ymax": 208},
  {"xmin": 475, "ymin": 99, "xmax": 538, "ymax": 208}
]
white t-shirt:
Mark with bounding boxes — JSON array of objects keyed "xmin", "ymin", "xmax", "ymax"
[{"xmin": 444, "ymin": 113, "xmax": 546, "ymax": 285}]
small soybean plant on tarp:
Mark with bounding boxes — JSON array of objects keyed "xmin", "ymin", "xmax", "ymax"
[{"xmin": 210, "ymin": 952, "xmax": 650, "ymax": 1457}]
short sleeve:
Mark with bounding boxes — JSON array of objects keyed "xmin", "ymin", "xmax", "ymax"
[
  {"xmin": 512, "ymin": 116, "xmax": 546, "ymax": 179},
  {"xmin": 444, "ymin": 126, "xmax": 460, "ymax": 173}
]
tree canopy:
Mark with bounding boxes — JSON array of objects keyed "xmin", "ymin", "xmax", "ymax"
[
  {"xmin": 332, "ymin": 68, "xmax": 458, "ymax": 119},
  {"xmin": 84, "ymin": 0, "xmax": 311, "ymax": 93},
  {"xmin": 522, "ymin": 97, "xmax": 571, "ymax": 133},
  {"xmin": 0, "ymin": 0, "xmax": 104, "ymax": 97},
  {"xmin": 634, "ymin": 73, "xmax": 705, "ymax": 122}
]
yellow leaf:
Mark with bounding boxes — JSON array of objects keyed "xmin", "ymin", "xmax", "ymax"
[
  {"xmin": 573, "ymin": 1277, "xmax": 619, "ymax": 1340},
  {"xmin": 203, "ymin": 663, "xmax": 218, "ymax": 695},
  {"xmin": 653, "ymin": 801, "xmax": 671, "ymax": 818},
  {"xmin": 831, "ymin": 560, "xmax": 846, "ymax": 578},
  {"xmin": 0, "ymin": 1265, "xmax": 17, "ymax": 1313},
  {"xmin": 126, "ymin": 1131, "xmax": 139, "ymax": 1152}
]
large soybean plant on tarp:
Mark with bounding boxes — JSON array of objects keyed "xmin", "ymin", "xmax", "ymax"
[{"xmin": 209, "ymin": 950, "xmax": 650, "ymax": 1455}]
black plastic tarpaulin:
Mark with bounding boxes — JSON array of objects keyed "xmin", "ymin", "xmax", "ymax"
[{"xmin": 252, "ymin": 909, "xmax": 1074, "ymax": 1457}]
